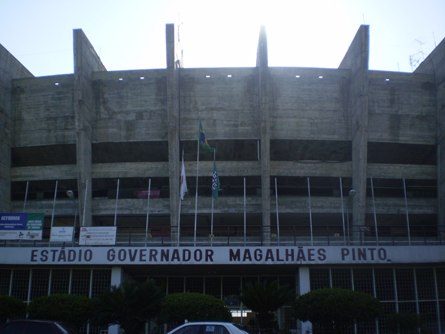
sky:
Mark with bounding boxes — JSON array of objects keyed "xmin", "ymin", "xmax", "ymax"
[{"xmin": 0, "ymin": 0, "xmax": 444, "ymax": 77}]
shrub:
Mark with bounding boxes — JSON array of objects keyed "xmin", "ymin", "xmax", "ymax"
[
  {"xmin": 237, "ymin": 280, "xmax": 294, "ymax": 331},
  {"xmin": 0, "ymin": 294, "xmax": 27, "ymax": 325},
  {"xmin": 27, "ymin": 294, "xmax": 93, "ymax": 330},
  {"xmin": 386, "ymin": 313, "xmax": 422, "ymax": 334},
  {"xmin": 158, "ymin": 292, "xmax": 232, "ymax": 326},
  {"xmin": 292, "ymin": 287, "xmax": 382, "ymax": 334},
  {"xmin": 93, "ymin": 279, "xmax": 164, "ymax": 334}
]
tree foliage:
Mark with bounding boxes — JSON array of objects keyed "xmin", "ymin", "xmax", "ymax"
[
  {"xmin": 292, "ymin": 287, "xmax": 382, "ymax": 334},
  {"xmin": 237, "ymin": 280, "xmax": 294, "ymax": 331},
  {"xmin": 0, "ymin": 295, "xmax": 27, "ymax": 325},
  {"xmin": 386, "ymin": 313, "xmax": 422, "ymax": 334},
  {"xmin": 27, "ymin": 293, "xmax": 93, "ymax": 330},
  {"xmin": 157, "ymin": 292, "xmax": 232, "ymax": 326},
  {"xmin": 93, "ymin": 279, "xmax": 164, "ymax": 334}
]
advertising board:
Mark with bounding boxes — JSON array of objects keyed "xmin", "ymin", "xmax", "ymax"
[
  {"xmin": 79, "ymin": 226, "xmax": 117, "ymax": 245},
  {"xmin": 0, "ymin": 213, "xmax": 44, "ymax": 240}
]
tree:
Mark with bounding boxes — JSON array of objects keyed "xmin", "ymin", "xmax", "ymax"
[
  {"xmin": 27, "ymin": 294, "xmax": 93, "ymax": 330},
  {"xmin": 93, "ymin": 279, "xmax": 164, "ymax": 334},
  {"xmin": 0, "ymin": 294, "xmax": 27, "ymax": 325},
  {"xmin": 157, "ymin": 292, "xmax": 232, "ymax": 327},
  {"xmin": 386, "ymin": 313, "xmax": 422, "ymax": 334},
  {"xmin": 292, "ymin": 287, "xmax": 382, "ymax": 334},
  {"xmin": 237, "ymin": 280, "xmax": 294, "ymax": 332}
]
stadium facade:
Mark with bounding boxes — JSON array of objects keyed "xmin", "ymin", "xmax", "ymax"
[{"xmin": 1, "ymin": 24, "xmax": 445, "ymax": 334}]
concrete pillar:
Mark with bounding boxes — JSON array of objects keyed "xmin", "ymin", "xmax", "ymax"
[
  {"xmin": 108, "ymin": 267, "xmax": 123, "ymax": 334},
  {"xmin": 339, "ymin": 26, "xmax": 370, "ymax": 240},
  {"xmin": 166, "ymin": 24, "xmax": 183, "ymax": 244},
  {"xmin": 414, "ymin": 38, "xmax": 445, "ymax": 233},
  {"xmin": 256, "ymin": 26, "xmax": 271, "ymax": 244},
  {"xmin": 298, "ymin": 267, "xmax": 311, "ymax": 334},
  {"xmin": 0, "ymin": 45, "xmax": 33, "ymax": 213},
  {"xmin": 73, "ymin": 29, "xmax": 106, "ymax": 226},
  {"xmin": 110, "ymin": 266, "xmax": 123, "ymax": 286}
]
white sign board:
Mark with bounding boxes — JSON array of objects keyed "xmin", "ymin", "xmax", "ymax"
[
  {"xmin": 50, "ymin": 227, "xmax": 74, "ymax": 242},
  {"xmin": 0, "ymin": 246, "xmax": 444, "ymax": 266},
  {"xmin": 79, "ymin": 226, "xmax": 117, "ymax": 246}
]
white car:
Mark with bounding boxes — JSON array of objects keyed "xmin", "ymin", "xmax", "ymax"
[{"xmin": 166, "ymin": 322, "xmax": 249, "ymax": 334}]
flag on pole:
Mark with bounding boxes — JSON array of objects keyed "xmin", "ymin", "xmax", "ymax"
[
  {"xmin": 212, "ymin": 160, "xmax": 220, "ymax": 201},
  {"xmin": 199, "ymin": 120, "xmax": 214, "ymax": 152},
  {"xmin": 180, "ymin": 157, "xmax": 188, "ymax": 200}
]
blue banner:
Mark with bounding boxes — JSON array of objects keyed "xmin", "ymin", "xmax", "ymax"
[{"xmin": 0, "ymin": 213, "xmax": 44, "ymax": 240}]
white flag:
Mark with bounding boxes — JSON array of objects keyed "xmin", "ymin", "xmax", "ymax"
[{"xmin": 180, "ymin": 157, "xmax": 188, "ymax": 200}]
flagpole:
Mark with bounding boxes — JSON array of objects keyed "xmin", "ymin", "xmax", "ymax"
[
  {"xmin": 370, "ymin": 178, "xmax": 379, "ymax": 245},
  {"xmin": 211, "ymin": 150, "xmax": 215, "ymax": 247},
  {"xmin": 145, "ymin": 178, "xmax": 151, "ymax": 247},
  {"xmin": 178, "ymin": 150, "xmax": 185, "ymax": 247},
  {"xmin": 114, "ymin": 179, "xmax": 119, "ymax": 227},
  {"xmin": 244, "ymin": 177, "xmax": 246, "ymax": 246},
  {"xmin": 82, "ymin": 179, "xmax": 88, "ymax": 227},
  {"xmin": 178, "ymin": 196, "xmax": 182, "ymax": 247},
  {"xmin": 51, "ymin": 180, "xmax": 58, "ymax": 228},
  {"xmin": 275, "ymin": 178, "xmax": 280, "ymax": 246},
  {"xmin": 307, "ymin": 177, "xmax": 313, "ymax": 246},
  {"xmin": 23, "ymin": 181, "xmax": 29, "ymax": 213},
  {"xmin": 194, "ymin": 131, "xmax": 200, "ymax": 247},
  {"xmin": 339, "ymin": 177, "xmax": 346, "ymax": 245}
]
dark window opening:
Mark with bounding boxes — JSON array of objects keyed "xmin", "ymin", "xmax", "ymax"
[
  {"xmin": 271, "ymin": 140, "xmax": 351, "ymax": 162},
  {"xmin": 181, "ymin": 140, "xmax": 259, "ymax": 162},
  {"xmin": 93, "ymin": 141, "xmax": 169, "ymax": 163},
  {"xmin": 12, "ymin": 144, "xmax": 76, "ymax": 167},
  {"xmin": 367, "ymin": 142, "xmax": 436, "ymax": 165}
]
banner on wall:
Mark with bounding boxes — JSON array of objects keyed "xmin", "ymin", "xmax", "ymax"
[
  {"xmin": 79, "ymin": 226, "xmax": 117, "ymax": 246},
  {"xmin": 0, "ymin": 213, "xmax": 44, "ymax": 240},
  {"xmin": 1, "ymin": 245, "xmax": 444, "ymax": 266},
  {"xmin": 50, "ymin": 226, "xmax": 74, "ymax": 242}
]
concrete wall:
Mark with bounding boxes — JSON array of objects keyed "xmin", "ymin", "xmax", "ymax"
[
  {"xmin": 94, "ymin": 70, "xmax": 168, "ymax": 142},
  {"xmin": 368, "ymin": 71, "xmax": 436, "ymax": 144},
  {"xmin": 12, "ymin": 75, "xmax": 75, "ymax": 147},
  {"xmin": 0, "ymin": 44, "xmax": 33, "ymax": 212},
  {"xmin": 415, "ymin": 37, "xmax": 445, "ymax": 230},
  {"xmin": 179, "ymin": 68, "xmax": 259, "ymax": 140},
  {"xmin": 339, "ymin": 25, "xmax": 369, "ymax": 229},
  {"xmin": 73, "ymin": 29, "xmax": 107, "ymax": 226},
  {"xmin": 271, "ymin": 68, "xmax": 350, "ymax": 141}
]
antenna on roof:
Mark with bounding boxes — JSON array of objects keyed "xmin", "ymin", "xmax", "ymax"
[
  {"xmin": 415, "ymin": 39, "xmax": 425, "ymax": 60},
  {"xmin": 409, "ymin": 39, "xmax": 425, "ymax": 71}
]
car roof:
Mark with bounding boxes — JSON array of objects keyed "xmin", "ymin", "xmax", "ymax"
[
  {"xmin": 0, "ymin": 319, "xmax": 78, "ymax": 333},
  {"xmin": 179, "ymin": 322, "xmax": 234, "ymax": 325},
  {"xmin": 5, "ymin": 319, "xmax": 64, "ymax": 323}
]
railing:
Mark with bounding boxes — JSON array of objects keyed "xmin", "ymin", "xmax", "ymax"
[{"xmin": 1, "ymin": 224, "xmax": 444, "ymax": 247}]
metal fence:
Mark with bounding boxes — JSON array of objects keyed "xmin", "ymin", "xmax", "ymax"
[{"xmin": 1, "ymin": 224, "xmax": 444, "ymax": 247}]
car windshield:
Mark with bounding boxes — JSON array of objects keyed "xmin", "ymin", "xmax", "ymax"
[
  {"xmin": 0, "ymin": 322, "xmax": 27, "ymax": 334},
  {"xmin": 56, "ymin": 322, "xmax": 79, "ymax": 334},
  {"xmin": 171, "ymin": 324, "xmax": 230, "ymax": 334}
]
